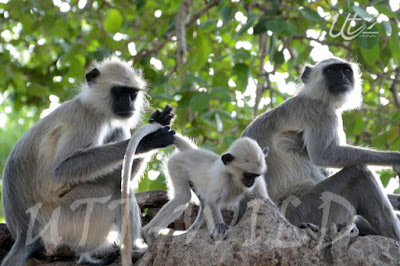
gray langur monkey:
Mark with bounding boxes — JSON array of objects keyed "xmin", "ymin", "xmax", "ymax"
[
  {"xmin": 1, "ymin": 57, "xmax": 175, "ymax": 265},
  {"xmin": 242, "ymin": 57, "xmax": 400, "ymax": 241},
  {"xmin": 142, "ymin": 136, "xmax": 270, "ymax": 243}
]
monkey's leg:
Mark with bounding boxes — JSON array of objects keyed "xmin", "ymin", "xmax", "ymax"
[
  {"xmin": 142, "ymin": 178, "xmax": 192, "ymax": 243},
  {"xmin": 204, "ymin": 202, "xmax": 230, "ymax": 240},
  {"xmin": 346, "ymin": 166, "xmax": 400, "ymax": 240},
  {"xmin": 232, "ymin": 196, "xmax": 249, "ymax": 226},
  {"xmin": 47, "ymin": 177, "xmax": 121, "ymax": 265},
  {"xmin": 233, "ymin": 178, "xmax": 270, "ymax": 226},
  {"xmin": 287, "ymin": 166, "xmax": 400, "ymax": 241}
]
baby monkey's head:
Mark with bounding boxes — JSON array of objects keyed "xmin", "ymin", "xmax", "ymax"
[{"xmin": 221, "ymin": 137, "xmax": 268, "ymax": 188}]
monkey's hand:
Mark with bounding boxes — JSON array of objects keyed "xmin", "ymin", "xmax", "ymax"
[
  {"xmin": 138, "ymin": 126, "xmax": 176, "ymax": 152},
  {"xmin": 150, "ymin": 105, "xmax": 174, "ymax": 126},
  {"xmin": 210, "ymin": 223, "xmax": 230, "ymax": 241}
]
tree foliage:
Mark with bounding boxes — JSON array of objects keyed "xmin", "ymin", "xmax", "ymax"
[{"xmin": 1, "ymin": 0, "xmax": 400, "ymax": 195}]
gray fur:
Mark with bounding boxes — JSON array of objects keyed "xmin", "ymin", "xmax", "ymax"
[
  {"xmin": 1, "ymin": 57, "xmax": 153, "ymax": 265},
  {"xmin": 142, "ymin": 136, "xmax": 269, "ymax": 243},
  {"xmin": 242, "ymin": 57, "xmax": 400, "ymax": 241}
]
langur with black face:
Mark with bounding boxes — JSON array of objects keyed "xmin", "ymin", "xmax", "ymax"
[
  {"xmin": 142, "ymin": 136, "xmax": 270, "ymax": 243},
  {"xmin": 1, "ymin": 57, "xmax": 175, "ymax": 265},
  {"xmin": 243, "ymin": 57, "xmax": 400, "ymax": 240}
]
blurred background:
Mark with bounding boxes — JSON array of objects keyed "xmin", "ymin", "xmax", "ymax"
[{"xmin": 1, "ymin": 0, "xmax": 400, "ymax": 221}]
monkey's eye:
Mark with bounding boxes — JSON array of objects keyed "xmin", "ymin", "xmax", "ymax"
[
  {"xmin": 326, "ymin": 69, "xmax": 333, "ymax": 74},
  {"xmin": 344, "ymin": 68, "xmax": 352, "ymax": 74}
]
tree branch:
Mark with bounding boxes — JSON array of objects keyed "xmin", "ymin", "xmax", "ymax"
[
  {"xmin": 176, "ymin": 0, "xmax": 193, "ymax": 66},
  {"xmin": 389, "ymin": 68, "xmax": 400, "ymax": 109}
]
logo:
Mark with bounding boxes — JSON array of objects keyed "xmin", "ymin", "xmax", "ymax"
[{"xmin": 329, "ymin": 13, "xmax": 379, "ymax": 40}]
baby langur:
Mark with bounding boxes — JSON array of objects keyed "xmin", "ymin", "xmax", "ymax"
[{"xmin": 142, "ymin": 136, "xmax": 269, "ymax": 243}]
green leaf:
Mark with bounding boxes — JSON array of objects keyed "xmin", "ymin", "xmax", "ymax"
[
  {"xmin": 377, "ymin": 169, "xmax": 394, "ymax": 187},
  {"xmin": 185, "ymin": 33, "xmax": 211, "ymax": 72},
  {"xmin": 220, "ymin": 5, "xmax": 233, "ymax": 24},
  {"xmin": 390, "ymin": 25, "xmax": 400, "ymax": 64},
  {"xmin": 371, "ymin": 133, "xmax": 387, "ymax": 149},
  {"xmin": 375, "ymin": 4, "xmax": 396, "ymax": 18},
  {"xmin": 272, "ymin": 50, "xmax": 284, "ymax": 65},
  {"xmin": 265, "ymin": 19, "xmax": 286, "ymax": 33},
  {"xmin": 233, "ymin": 49, "xmax": 251, "ymax": 61},
  {"xmin": 352, "ymin": 6, "xmax": 372, "ymax": 20},
  {"xmin": 200, "ymin": 18, "xmax": 218, "ymax": 32},
  {"xmin": 253, "ymin": 17, "xmax": 268, "ymax": 35},
  {"xmin": 215, "ymin": 110, "xmax": 234, "ymax": 121},
  {"xmin": 281, "ymin": 21, "xmax": 297, "ymax": 37},
  {"xmin": 104, "ymin": 9, "xmax": 123, "ymax": 33},
  {"xmin": 232, "ymin": 63, "xmax": 249, "ymax": 91},
  {"xmin": 345, "ymin": 114, "xmax": 365, "ymax": 136},
  {"xmin": 211, "ymin": 87, "xmax": 231, "ymax": 101},
  {"xmin": 190, "ymin": 93, "xmax": 211, "ymax": 112},
  {"xmin": 382, "ymin": 21, "xmax": 392, "ymax": 36},
  {"xmin": 212, "ymin": 68, "xmax": 230, "ymax": 87},
  {"xmin": 360, "ymin": 42, "xmax": 380, "ymax": 67},
  {"xmin": 299, "ymin": 8, "xmax": 324, "ymax": 23},
  {"xmin": 355, "ymin": 25, "xmax": 380, "ymax": 49},
  {"xmin": 391, "ymin": 109, "xmax": 400, "ymax": 122}
]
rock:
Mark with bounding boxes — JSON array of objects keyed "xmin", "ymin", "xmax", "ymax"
[{"xmin": 0, "ymin": 191, "xmax": 399, "ymax": 265}]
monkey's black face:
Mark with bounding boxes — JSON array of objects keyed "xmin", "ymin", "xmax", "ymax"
[
  {"xmin": 242, "ymin": 172, "xmax": 259, "ymax": 188},
  {"xmin": 323, "ymin": 63, "xmax": 354, "ymax": 95},
  {"xmin": 112, "ymin": 86, "xmax": 139, "ymax": 118}
]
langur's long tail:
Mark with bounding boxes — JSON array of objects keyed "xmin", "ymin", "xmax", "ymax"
[
  {"xmin": 120, "ymin": 122, "xmax": 162, "ymax": 266},
  {"xmin": 173, "ymin": 134, "xmax": 197, "ymax": 151}
]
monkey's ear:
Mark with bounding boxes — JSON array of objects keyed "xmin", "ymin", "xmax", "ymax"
[
  {"xmin": 86, "ymin": 68, "xmax": 101, "ymax": 84},
  {"xmin": 301, "ymin": 66, "xmax": 312, "ymax": 84},
  {"xmin": 222, "ymin": 153, "xmax": 235, "ymax": 165},
  {"xmin": 262, "ymin": 147, "xmax": 269, "ymax": 157}
]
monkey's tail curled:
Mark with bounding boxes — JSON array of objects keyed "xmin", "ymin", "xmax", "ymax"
[
  {"xmin": 120, "ymin": 122, "xmax": 162, "ymax": 266},
  {"xmin": 173, "ymin": 134, "xmax": 197, "ymax": 151}
]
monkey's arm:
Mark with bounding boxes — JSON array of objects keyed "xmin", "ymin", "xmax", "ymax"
[
  {"xmin": 52, "ymin": 127, "xmax": 174, "ymax": 184},
  {"xmin": 204, "ymin": 201, "xmax": 230, "ymax": 240},
  {"xmin": 305, "ymin": 126, "xmax": 400, "ymax": 168}
]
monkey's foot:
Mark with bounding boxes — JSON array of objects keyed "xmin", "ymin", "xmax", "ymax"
[
  {"xmin": 210, "ymin": 223, "xmax": 230, "ymax": 241},
  {"xmin": 298, "ymin": 222, "xmax": 319, "ymax": 241},
  {"xmin": 77, "ymin": 249, "xmax": 120, "ymax": 265},
  {"xmin": 327, "ymin": 223, "xmax": 359, "ymax": 242},
  {"xmin": 142, "ymin": 227, "xmax": 159, "ymax": 245},
  {"xmin": 298, "ymin": 222, "xmax": 319, "ymax": 232},
  {"xmin": 132, "ymin": 246, "xmax": 147, "ymax": 262}
]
